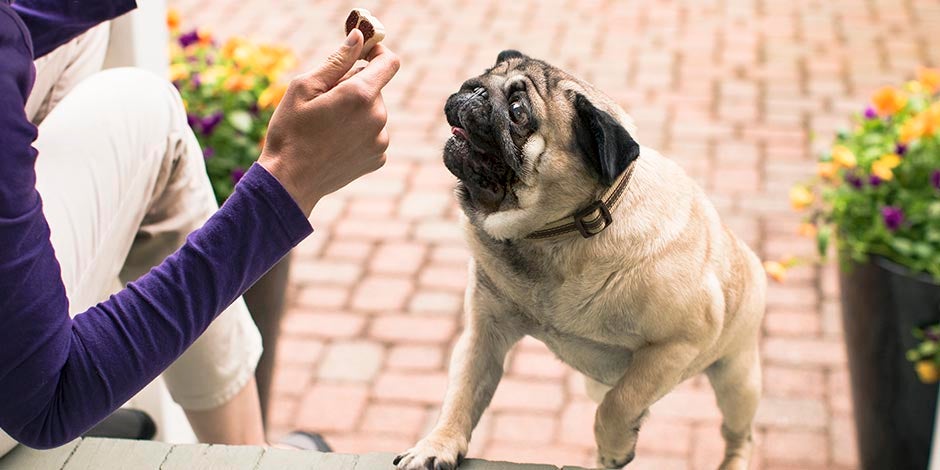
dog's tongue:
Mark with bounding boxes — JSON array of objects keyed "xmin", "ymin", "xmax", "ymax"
[{"xmin": 452, "ymin": 126, "xmax": 469, "ymax": 141}]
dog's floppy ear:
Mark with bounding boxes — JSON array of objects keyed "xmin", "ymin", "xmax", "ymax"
[
  {"xmin": 572, "ymin": 93, "xmax": 640, "ymax": 186},
  {"xmin": 496, "ymin": 49, "xmax": 527, "ymax": 64}
]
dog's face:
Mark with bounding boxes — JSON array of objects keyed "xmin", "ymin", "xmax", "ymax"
[{"xmin": 443, "ymin": 50, "xmax": 641, "ymax": 239}]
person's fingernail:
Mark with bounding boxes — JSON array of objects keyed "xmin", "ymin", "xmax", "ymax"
[{"xmin": 345, "ymin": 30, "xmax": 358, "ymax": 47}]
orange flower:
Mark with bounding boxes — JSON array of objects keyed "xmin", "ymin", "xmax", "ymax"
[
  {"xmin": 223, "ymin": 74, "xmax": 255, "ymax": 92},
  {"xmin": 916, "ymin": 361, "xmax": 940, "ymax": 384},
  {"xmin": 221, "ymin": 36, "xmax": 247, "ymax": 59},
  {"xmin": 763, "ymin": 261, "xmax": 787, "ymax": 283},
  {"xmin": 817, "ymin": 161, "xmax": 838, "ymax": 180},
  {"xmin": 919, "ymin": 67, "xmax": 940, "ymax": 94},
  {"xmin": 831, "ymin": 145, "xmax": 857, "ymax": 169},
  {"xmin": 871, "ymin": 86, "xmax": 908, "ymax": 116},
  {"xmin": 798, "ymin": 223, "xmax": 818, "ymax": 238},
  {"xmin": 789, "ymin": 186, "xmax": 814, "ymax": 211},
  {"xmin": 166, "ymin": 8, "xmax": 181, "ymax": 31},
  {"xmin": 197, "ymin": 27, "xmax": 214, "ymax": 46},
  {"xmin": 258, "ymin": 83, "xmax": 288, "ymax": 109}
]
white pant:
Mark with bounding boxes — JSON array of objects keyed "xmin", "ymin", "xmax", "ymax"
[{"xmin": 0, "ymin": 25, "xmax": 262, "ymax": 455}]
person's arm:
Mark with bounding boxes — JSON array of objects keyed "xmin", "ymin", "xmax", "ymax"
[
  {"xmin": 10, "ymin": 0, "xmax": 137, "ymax": 58},
  {"xmin": 0, "ymin": 5, "xmax": 312, "ymax": 448}
]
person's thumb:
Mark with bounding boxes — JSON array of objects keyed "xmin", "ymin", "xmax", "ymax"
[{"xmin": 302, "ymin": 30, "xmax": 363, "ymax": 95}]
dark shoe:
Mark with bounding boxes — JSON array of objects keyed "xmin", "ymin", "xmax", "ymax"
[
  {"xmin": 277, "ymin": 431, "xmax": 332, "ymax": 452},
  {"xmin": 84, "ymin": 408, "xmax": 157, "ymax": 440}
]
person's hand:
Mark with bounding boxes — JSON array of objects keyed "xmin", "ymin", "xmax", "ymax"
[{"xmin": 258, "ymin": 29, "xmax": 400, "ymax": 215}]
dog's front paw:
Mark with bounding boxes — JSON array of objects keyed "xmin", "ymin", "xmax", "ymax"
[
  {"xmin": 596, "ymin": 449, "xmax": 636, "ymax": 469},
  {"xmin": 394, "ymin": 434, "xmax": 467, "ymax": 470}
]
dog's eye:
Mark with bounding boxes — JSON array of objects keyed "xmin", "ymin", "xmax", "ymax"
[{"xmin": 509, "ymin": 101, "xmax": 527, "ymax": 123}]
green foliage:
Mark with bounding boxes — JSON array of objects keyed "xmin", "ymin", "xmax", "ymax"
[
  {"xmin": 796, "ymin": 76, "xmax": 940, "ymax": 281},
  {"xmin": 169, "ymin": 29, "xmax": 293, "ymax": 204}
]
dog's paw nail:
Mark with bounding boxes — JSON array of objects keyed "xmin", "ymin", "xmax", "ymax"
[{"xmin": 393, "ymin": 455, "xmax": 403, "ymax": 465}]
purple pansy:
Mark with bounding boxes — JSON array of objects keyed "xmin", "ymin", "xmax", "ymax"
[
  {"xmin": 882, "ymin": 206, "xmax": 904, "ymax": 231},
  {"xmin": 895, "ymin": 143, "xmax": 908, "ymax": 156},
  {"xmin": 191, "ymin": 72, "xmax": 202, "ymax": 89},
  {"xmin": 231, "ymin": 167, "xmax": 246, "ymax": 185},
  {"xmin": 869, "ymin": 175, "xmax": 883, "ymax": 187},
  {"xmin": 187, "ymin": 113, "xmax": 200, "ymax": 129},
  {"xmin": 864, "ymin": 106, "xmax": 878, "ymax": 119},
  {"xmin": 201, "ymin": 112, "xmax": 224, "ymax": 135},
  {"xmin": 202, "ymin": 147, "xmax": 215, "ymax": 160},
  {"xmin": 845, "ymin": 171, "xmax": 864, "ymax": 189},
  {"xmin": 932, "ymin": 170, "xmax": 940, "ymax": 191},
  {"xmin": 178, "ymin": 30, "xmax": 200, "ymax": 48}
]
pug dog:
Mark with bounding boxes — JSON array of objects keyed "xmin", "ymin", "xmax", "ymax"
[{"xmin": 394, "ymin": 50, "xmax": 766, "ymax": 470}]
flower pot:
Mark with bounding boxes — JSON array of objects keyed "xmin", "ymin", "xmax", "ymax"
[
  {"xmin": 839, "ymin": 255, "xmax": 940, "ymax": 470},
  {"xmin": 242, "ymin": 252, "xmax": 292, "ymax": 427}
]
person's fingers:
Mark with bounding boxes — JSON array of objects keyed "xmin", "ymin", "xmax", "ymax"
[
  {"xmin": 338, "ymin": 65, "xmax": 367, "ymax": 84},
  {"xmin": 295, "ymin": 30, "xmax": 364, "ymax": 96},
  {"xmin": 364, "ymin": 43, "xmax": 389, "ymax": 62},
  {"xmin": 376, "ymin": 128, "xmax": 390, "ymax": 153},
  {"xmin": 347, "ymin": 46, "xmax": 401, "ymax": 97}
]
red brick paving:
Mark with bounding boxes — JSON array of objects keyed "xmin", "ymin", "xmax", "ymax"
[{"xmin": 169, "ymin": 0, "xmax": 940, "ymax": 468}]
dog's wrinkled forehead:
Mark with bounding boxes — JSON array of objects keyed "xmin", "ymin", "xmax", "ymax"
[{"xmin": 483, "ymin": 54, "xmax": 566, "ymax": 97}]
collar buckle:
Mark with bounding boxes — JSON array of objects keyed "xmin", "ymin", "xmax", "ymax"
[{"xmin": 574, "ymin": 200, "xmax": 613, "ymax": 238}]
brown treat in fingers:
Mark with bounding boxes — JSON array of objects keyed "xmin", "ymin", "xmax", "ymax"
[{"xmin": 344, "ymin": 8, "xmax": 386, "ymax": 59}]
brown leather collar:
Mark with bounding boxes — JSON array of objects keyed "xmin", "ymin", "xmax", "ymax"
[{"xmin": 525, "ymin": 159, "xmax": 638, "ymax": 240}]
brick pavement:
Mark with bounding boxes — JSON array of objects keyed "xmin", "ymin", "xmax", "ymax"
[{"xmin": 171, "ymin": 0, "xmax": 940, "ymax": 468}]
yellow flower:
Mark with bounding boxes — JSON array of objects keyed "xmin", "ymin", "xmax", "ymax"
[
  {"xmin": 817, "ymin": 161, "xmax": 838, "ymax": 180},
  {"xmin": 831, "ymin": 145, "xmax": 857, "ymax": 168},
  {"xmin": 919, "ymin": 67, "xmax": 940, "ymax": 94},
  {"xmin": 200, "ymin": 65, "xmax": 227, "ymax": 86},
  {"xmin": 223, "ymin": 74, "xmax": 255, "ymax": 92},
  {"xmin": 232, "ymin": 43, "xmax": 259, "ymax": 67},
  {"xmin": 906, "ymin": 80, "xmax": 924, "ymax": 94},
  {"xmin": 916, "ymin": 361, "xmax": 940, "ymax": 384},
  {"xmin": 871, "ymin": 86, "xmax": 908, "ymax": 116},
  {"xmin": 871, "ymin": 153, "xmax": 902, "ymax": 181},
  {"xmin": 900, "ymin": 114, "xmax": 927, "ymax": 144},
  {"xmin": 181, "ymin": 98, "xmax": 188, "ymax": 111},
  {"xmin": 166, "ymin": 8, "xmax": 181, "ymax": 31},
  {"xmin": 169, "ymin": 63, "xmax": 189, "ymax": 81},
  {"xmin": 197, "ymin": 27, "xmax": 214, "ymax": 46},
  {"xmin": 789, "ymin": 186, "xmax": 814, "ymax": 211},
  {"xmin": 258, "ymin": 83, "xmax": 288, "ymax": 109},
  {"xmin": 763, "ymin": 261, "xmax": 787, "ymax": 283},
  {"xmin": 798, "ymin": 223, "xmax": 818, "ymax": 238}
]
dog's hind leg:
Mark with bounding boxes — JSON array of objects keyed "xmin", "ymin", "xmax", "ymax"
[{"xmin": 705, "ymin": 341, "xmax": 761, "ymax": 470}]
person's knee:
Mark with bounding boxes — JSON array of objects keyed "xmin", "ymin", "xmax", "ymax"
[{"xmin": 75, "ymin": 68, "xmax": 187, "ymax": 133}]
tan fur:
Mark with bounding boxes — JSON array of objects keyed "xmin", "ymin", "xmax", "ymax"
[{"xmin": 396, "ymin": 58, "xmax": 765, "ymax": 470}]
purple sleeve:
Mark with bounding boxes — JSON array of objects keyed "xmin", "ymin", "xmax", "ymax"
[
  {"xmin": 11, "ymin": 0, "xmax": 137, "ymax": 58},
  {"xmin": 0, "ymin": 5, "xmax": 313, "ymax": 449}
]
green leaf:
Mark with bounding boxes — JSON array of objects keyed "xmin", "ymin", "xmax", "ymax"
[
  {"xmin": 228, "ymin": 110, "xmax": 253, "ymax": 133},
  {"xmin": 817, "ymin": 225, "xmax": 831, "ymax": 257},
  {"xmin": 893, "ymin": 238, "xmax": 914, "ymax": 256},
  {"xmin": 922, "ymin": 342, "xmax": 939, "ymax": 356},
  {"xmin": 908, "ymin": 350, "xmax": 921, "ymax": 362}
]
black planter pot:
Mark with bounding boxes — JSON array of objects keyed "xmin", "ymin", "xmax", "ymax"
[
  {"xmin": 839, "ymin": 255, "xmax": 940, "ymax": 470},
  {"xmin": 242, "ymin": 252, "xmax": 292, "ymax": 427}
]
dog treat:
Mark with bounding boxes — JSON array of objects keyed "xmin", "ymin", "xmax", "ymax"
[{"xmin": 345, "ymin": 8, "xmax": 386, "ymax": 59}]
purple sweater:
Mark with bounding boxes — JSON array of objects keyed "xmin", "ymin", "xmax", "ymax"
[{"xmin": 0, "ymin": 0, "xmax": 313, "ymax": 448}]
